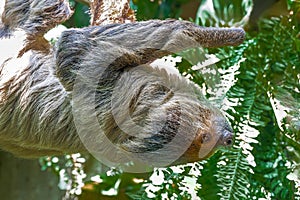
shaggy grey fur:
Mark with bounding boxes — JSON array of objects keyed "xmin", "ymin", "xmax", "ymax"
[{"xmin": 0, "ymin": 0, "xmax": 244, "ymax": 167}]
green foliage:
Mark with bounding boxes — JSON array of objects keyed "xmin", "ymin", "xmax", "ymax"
[
  {"xmin": 40, "ymin": 154, "xmax": 86, "ymax": 198},
  {"xmin": 131, "ymin": 0, "xmax": 192, "ymax": 20},
  {"xmin": 196, "ymin": 2, "xmax": 299, "ymax": 199},
  {"xmin": 195, "ymin": 0, "xmax": 253, "ymax": 27},
  {"xmin": 64, "ymin": 0, "xmax": 90, "ymax": 28}
]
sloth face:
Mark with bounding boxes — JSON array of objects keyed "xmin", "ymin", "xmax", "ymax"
[{"xmin": 173, "ymin": 115, "xmax": 234, "ymax": 165}]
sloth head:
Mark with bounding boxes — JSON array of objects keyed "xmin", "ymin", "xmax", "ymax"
[{"xmin": 93, "ymin": 65, "xmax": 234, "ymax": 168}]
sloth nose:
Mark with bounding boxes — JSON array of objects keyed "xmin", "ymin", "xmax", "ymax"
[
  {"xmin": 220, "ymin": 129, "xmax": 234, "ymax": 147},
  {"xmin": 213, "ymin": 117, "xmax": 234, "ymax": 147}
]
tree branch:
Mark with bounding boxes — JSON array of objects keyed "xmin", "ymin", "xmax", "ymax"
[{"xmin": 90, "ymin": 0, "xmax": 136, "ymax": 25}]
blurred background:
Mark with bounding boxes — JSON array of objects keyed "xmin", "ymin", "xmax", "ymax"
[{"xmin": 0, "ymin": 0, "xmax": 299, "ymax": 199}]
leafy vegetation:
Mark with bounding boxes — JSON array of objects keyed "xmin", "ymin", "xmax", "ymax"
[{"xmin": 40, "ymin": 0, "xmax": 300, "ymax": 199}]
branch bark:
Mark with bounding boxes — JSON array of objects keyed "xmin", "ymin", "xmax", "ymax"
[{"xmin": 90, "ymin": 0, "xmax": 136, "ymax": 25}]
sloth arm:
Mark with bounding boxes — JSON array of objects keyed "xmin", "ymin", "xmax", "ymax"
[{"xmin": 54, "ymin": 20, "xmax": 245, "ymax": 91}]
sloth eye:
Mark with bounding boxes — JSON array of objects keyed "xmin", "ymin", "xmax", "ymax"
[{"xmin": 201, "ymin": 133, "xmax": 211, "ymax": 143}]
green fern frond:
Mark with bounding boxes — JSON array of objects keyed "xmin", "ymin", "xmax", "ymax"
[
  {"xmin": 210, "ymin": 9, "xmax": 299, "ymax": 199},
  {"xmin": 216, "ymin": 149, "xmax": 251, "ymax": 199}
]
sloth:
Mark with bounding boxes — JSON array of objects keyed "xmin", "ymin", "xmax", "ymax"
[{"xmin": 0, "ymin": 0, "xmax": 244, "ymax": 168}]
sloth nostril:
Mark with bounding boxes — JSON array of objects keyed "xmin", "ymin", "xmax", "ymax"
[
  {"xmin": 221, "ymin": 128, "xmax": 234, "ymax": 146},
  {"xmin": 224, "ymin": 137, "xmax": 233, "ymax": 146}
]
